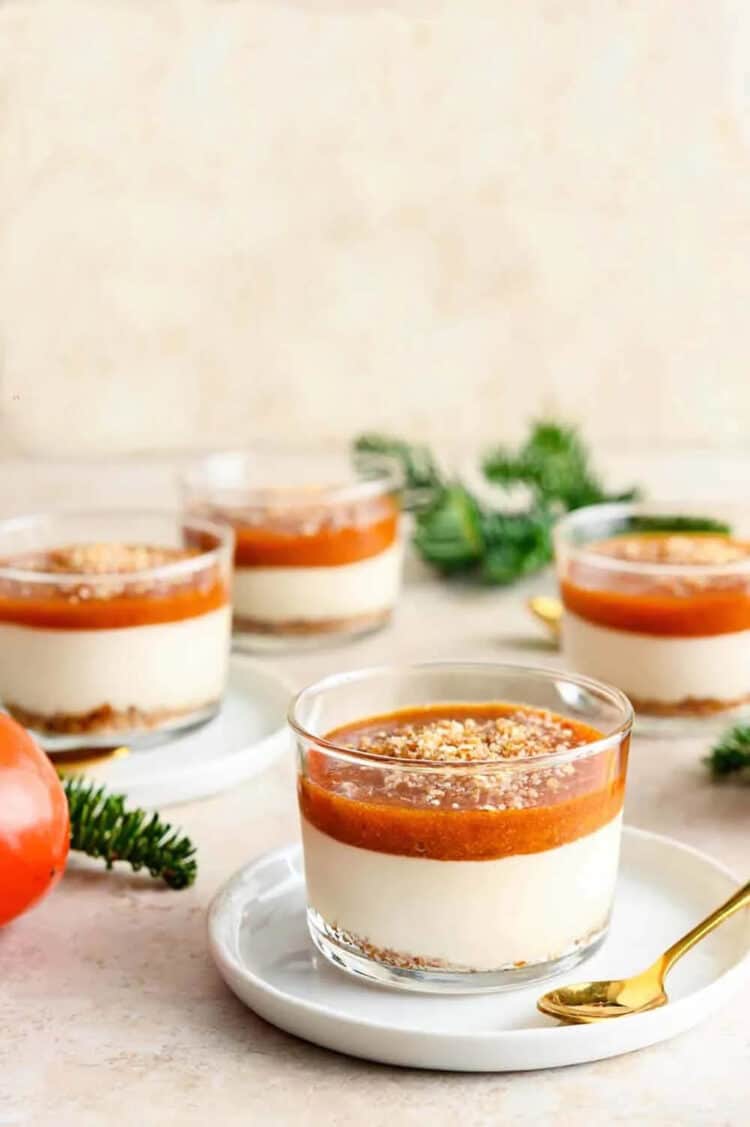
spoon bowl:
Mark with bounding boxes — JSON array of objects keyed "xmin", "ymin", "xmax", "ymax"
[
  {"xmin": 527, "ymin": 596, "xmax": 563, "ymax": 639},
  {"xmin": 538, "ymin": 966, "xmax": 668, "ymax": 1024}
]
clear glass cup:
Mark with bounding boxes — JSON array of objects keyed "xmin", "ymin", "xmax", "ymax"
[
  {"xmin": 0, "ymin": 509, "xmax": 234, "ymax": 750},
  {"xmin": 554, "ymin": 501, "xmax": 750, "ymax": 733},
  {"xmin": 181, "ymin": 450, "xmax": 403, "ymax": 651},
  {"xmin": 290, "ymin": 662, "xmax": 632, "ymax": 994}
]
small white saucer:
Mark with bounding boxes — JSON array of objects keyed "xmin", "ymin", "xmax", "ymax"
[
  {"xmin": 208, "ymin": 828, "xmax": 750, "ymax": 1071},
  {"xmin": 73, "ymin": 656, "xmax": 292, "ymax": 807}
]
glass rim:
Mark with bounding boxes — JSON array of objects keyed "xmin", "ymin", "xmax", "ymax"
[
  {"xmin": 0, "ymin": 508, "xmax": 234, "ymax": 586},
  {"xmin": 288, "ymin": 660, "xmax": 633, "ymax": 771},
  {"xmin": 180, "ymin": 449, "xmax": 402, "ymax": 508},
  {"xmin": 554, "ymin": 500, "xmax": 750, "ymax": 578}
]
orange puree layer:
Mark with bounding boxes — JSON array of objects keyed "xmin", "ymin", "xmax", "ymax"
[
  {"xmin": 561, "ymin": 533, "xmax": 750, "ymax": 637},
  {"xmin": 234, "ymin": 510, "xmax": 398, "ymax": 568},
  {"xmin": 0, "ymin": 582, "xmax": 227, "ymax": 630},
  {"xmin": 298, "ymin": 704, "xmax": 627, "ymax": 861},
  {"xmin": 0, "ymin": 582, "xmax": 228, "ymax": 630}
]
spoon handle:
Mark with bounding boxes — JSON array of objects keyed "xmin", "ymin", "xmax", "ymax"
[{"xmin": 661, "ymin": 880, "xmax": 750, "ymax": 974}]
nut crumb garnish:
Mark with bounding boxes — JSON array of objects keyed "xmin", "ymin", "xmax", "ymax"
[
  {"xmin": 593, "ymin": 533, "xmax": 750, "ymax": 567},
  {"xmin": 202, "ymin": 492, "xmax": 394, "ymax": 537},
  {"xmin": 350, "ymin": 710, "xmax": 586, "ymax": 763},
  {"xmin": 0, "ymin": 542, "xmax": 220, "ymax": 604},
  {"xmin": 319, "ymin": 707, "xmax": 604, "ymax": 813},
  {"xmin": 7, "ymin": 543, "xmax": 199, "ymax": 575}
]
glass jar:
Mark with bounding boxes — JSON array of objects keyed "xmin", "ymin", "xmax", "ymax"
[
  {"xmin": 0, "ymin": 509, "xmax": 233, "ymax": 750},
  {"xmin": 290, "ymin": 662, "xmax": 632, "ymax": 993},
  {"xmin": 182, "ymin": 451, "xmax": 403, "ymax": 650},
  {"xmin": 554, "ymin": 501, "xmax": 750, "ymax": 732}
]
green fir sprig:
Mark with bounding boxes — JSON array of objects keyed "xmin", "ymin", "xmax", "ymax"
[
  {"xmin": 354, "ymin": 420, "xmax": 636, "ymax": 585},
  {"xmin": 63, "ymin": 776, "xmax": 198, "ymax": 889},
  {"xmin": 354, "ymin": 433, "xmax": 443, "ymax": 510},
  {"xmin": 704, "ymin": 726, "xmax": 750, "ymax": 781},
  {"xmin": 482, "ymin": 421, "xmax": 638, "ymax": 511}
]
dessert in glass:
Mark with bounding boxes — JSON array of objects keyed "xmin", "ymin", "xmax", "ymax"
[
  {"xmin": 182, "ymin": 451, "xmax": 403, "ymax": 649},
  {"xmin": 0, "ymin": 510, "xmax": 233, "ymax": 749},
  {"xmin": 555, "ymin": 502, "xmax": 750, "ymax": 727},
  {"xmin": 290, "ymin": 663, "xmax": 632, "ymax": 993}
]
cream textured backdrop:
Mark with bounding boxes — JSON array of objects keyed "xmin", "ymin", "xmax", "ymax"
[{"xmin": 1, "ymin": 0, "xmax": 750, "ymax": 457}]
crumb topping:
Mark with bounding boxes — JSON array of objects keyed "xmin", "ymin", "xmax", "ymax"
[
  {"xmin": 6, "ymin": 542, "xmax": 200, "ymax": 575},
  {"xmin": 196, "ymin": 490, "xmax": 398, "ymax": 569},
  {"xmin": 592, "ymin": 533, "xmax": 750, "ymax": 567},
  {"xmin": 0, "ymin": 541, "xmax": 226, "ymax": 614},
  {"xmin": 564, "ymin": 532, "xmax": 750, "ymax": 618},
  {"xmin": 315, "ymin": 705, "xmax": 607, "ymax": 815},
  {"xmin": 201, "ymin": 493, "xmax": 394, "ymax": 536},
  {"xmin": 348, "ymin": 709, "xmax": 586, "ymax": 763}
]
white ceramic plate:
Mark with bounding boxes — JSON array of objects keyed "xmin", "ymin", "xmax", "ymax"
[
  {"xmin": 208, "ymin": 828, "xmax": 750, "ymax": 1071},
  {"xmin": 75, "ymin": 656, "xmax": 292, "ymax": 807}
]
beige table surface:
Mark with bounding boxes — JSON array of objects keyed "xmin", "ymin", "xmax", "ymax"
[{"xmin": 1, "ymin": 456, "xmax": 749, "ymax": 1126}]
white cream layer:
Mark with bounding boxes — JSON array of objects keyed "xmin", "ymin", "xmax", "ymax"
[
  {"xmin": 562, "ymin": 611, "xmax": 750, "ymax": 703},
  {"xmin": 0, "ymin": 606, "xmax": 230, "ymax": 715},
  {"xmin": 233, "ymin": 542, "xmax": 402, "ymax": 623},
  {"xmin": 301, "ymin": 815, "xmax": 622, "ymax": 970}
]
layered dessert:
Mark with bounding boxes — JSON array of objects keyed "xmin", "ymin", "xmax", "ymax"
[
  {"xmin": 183, "ymin": 454, "xmax": 402, "ymax": 645},
  {"xmin": 0, "ymin": 514, "xmax": 233, "ymax": 746},
  {"xmin": 297, "ymin": 698, "xmax": 628, "ymax": 985},
  {"xmin": 230, "ymin": 490, "xmax": 401, "ymax": 637},
  {"xmin": 558, "ymin": 528, "xmax": 750, "ymax": 716}
]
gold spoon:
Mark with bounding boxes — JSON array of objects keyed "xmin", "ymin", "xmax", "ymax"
[
  {"xmin": 527, "ymin": 595, "xmax": 563, "ymax": 640},
  {"xmin": 538, "ymin": 879, "xmax": 750, "ymax": 1024},
  {"xmin": 54, "ymin": 745, "xmax": 131, "ymax": 774}
]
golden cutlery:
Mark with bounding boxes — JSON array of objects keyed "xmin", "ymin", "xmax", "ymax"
[
  {"xmin": 527, "ymin": 595, "xmax": 563, "ymax": 640},
  {"xmin": 53, "ymin": 745, "xmax": 131, "ymax": 774},
  {"xmin": 537, "ymin": 879, "xmax": 750, "ymax": 1023}
]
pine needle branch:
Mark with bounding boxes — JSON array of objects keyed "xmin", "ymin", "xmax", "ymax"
[
  {"xmin": 353, "ymin": 420, "xmax": 637, "ymax": 585},
  {"xmin": 353, "ymin": 432, "xmax": 444, "ymax": 512},
  {"xmin": 482, "ymin": 420, "xmax": 639, "ymax": 510},
  {"xmin": 705, "ymin": 726, "xmax": 750, "ymax": 781},
  {"xmin": 62, "ymin": 776, "xmax": 198, "ymax": 889}
]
